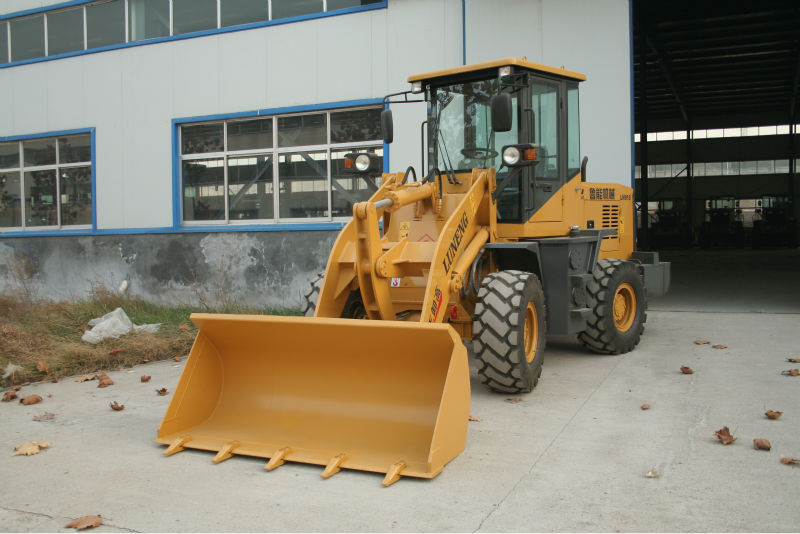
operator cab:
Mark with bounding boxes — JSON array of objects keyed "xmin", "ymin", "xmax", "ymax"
[{"xmin": 397, "ymin": 58, "xmax": 585, "ymax": 223}]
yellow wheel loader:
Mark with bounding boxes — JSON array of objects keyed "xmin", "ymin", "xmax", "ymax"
[{"xmin": 156, "ymin": 58, "xmax": 670, "ymax": 486}]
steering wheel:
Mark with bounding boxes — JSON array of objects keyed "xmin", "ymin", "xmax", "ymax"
[{"xmin": 460, "ymin": 147, "xmax": 498, "ymax": 159}]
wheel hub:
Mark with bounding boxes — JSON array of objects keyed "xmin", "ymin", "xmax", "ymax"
[
  {"xmin": 613, "ymin": 282, "xmax": 636, "ymax": 332},
  {"xmin": 524, "ymin": 302, "xmax": 538, "ymax": 363}
]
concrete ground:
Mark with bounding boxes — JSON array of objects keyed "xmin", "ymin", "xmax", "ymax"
[{"xmin": 2, "ymin": 249, "xmax": 799, "ymax": 532}]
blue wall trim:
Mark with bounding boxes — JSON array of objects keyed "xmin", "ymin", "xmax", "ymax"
[
  {"xmin": 0, "ymin": 222, "xmax": 347, "ymax": 239},
  {"xmin": 171, "ymin": 119, "xmax": 181, "ymax": 230},
  {"xmin": 173, "ymin": 98, "xmax": 385, "ymax": 126},
  {"xmin": 1, "ymin": 0, "xmax": 93, "ymax": 19},
  {"xmin": 0, "ymin": 1, "xmax": 387, "ymax": 69},
  {"xmin": 0, "ymin": 127, "xmax": 93, "ymax": 142},
  {"xmin": 90, "ymin": 128, "xmax": 97, "ymax": 231}
]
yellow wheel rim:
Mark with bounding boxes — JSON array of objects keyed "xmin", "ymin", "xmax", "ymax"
[
  {"xmin": 524, "ymin": 302, "xmax": 538, "ymax": 363},
  {"xmin": 613, "ymin": 282, "xmax": 636, "ymax": 332}
]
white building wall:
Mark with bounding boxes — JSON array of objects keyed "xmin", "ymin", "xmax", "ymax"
[
  {"xmin": 1, "ymin": 0, "xmax": 630, "ymax": 231},
  {"xmin": 1, "ymin": 1, "xmax": 50, "ymax": 13},
  {"xmin": 466, "ymin": 0, "xmax": 632, "ymax": 186}
]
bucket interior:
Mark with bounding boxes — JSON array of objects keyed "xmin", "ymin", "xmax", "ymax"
[{"xmin": 156, "ymin": 314, "xmax": 469, "ymax": 478}]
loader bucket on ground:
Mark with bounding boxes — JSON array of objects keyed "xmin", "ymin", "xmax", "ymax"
[{"xmin": 155, "ymin": 313, "xmax": 470, "ymax": 486}]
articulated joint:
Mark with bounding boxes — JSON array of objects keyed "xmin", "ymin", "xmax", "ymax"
[{"xmin": 375, "ymin": 257, "xmax": 390, "ymax": 278}]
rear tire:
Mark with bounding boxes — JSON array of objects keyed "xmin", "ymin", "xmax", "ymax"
[
  {"xmin": 578, "ymin": 259, "xmax": 646, "ymax": 355},
  {"xmin": 472, "ymin": 270, "xmax": 547, "ymax": 394}
]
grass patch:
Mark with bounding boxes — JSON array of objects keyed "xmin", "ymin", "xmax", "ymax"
[{"xmin": 0, "ymin": 287, "xmax": 301, "ymax": 387}]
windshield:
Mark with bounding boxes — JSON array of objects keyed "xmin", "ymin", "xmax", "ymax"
[{"xmin": 429, "ymin": 79, "xmax": 519, "ymax": 173}]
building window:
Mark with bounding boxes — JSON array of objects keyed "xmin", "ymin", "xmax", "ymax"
[
  {"xmin": 128, "ymin": 0, "xmax": 171, "ymax": 41},
  {"xmin": 173, "ymin": 0, "xmax": 218, "ymax": 35},
  {"xmin": 2, "ymin": 1, "xmax": 385, "ymax": 65},
  {"xmin": 86, "ymin": 0, "xmax": 126, "ymax": 49},
  {"xmin": 0, "ymin": 133, "xmax": 93, "ymax": 230},
  {"xmin": 10, "ymin": 16, "xmax": 45, "ymax": 61},
  {"xmin": 179, "ymin": 106, "xmax": 382, "ymax": 224},
  {"xmin": 47, "ymin": 8, "xmax": 85, "ymax": 56},
  {"xmin": 0, "ymin": 22, "xmax": 8, "ymax": 64},
  {"xmin": 271, "ymin": 0, "xmax": 323, "ymax": 20},
  {"xmin": 221, "ymin": 0, "xmax": 268, "ymax": 27}
]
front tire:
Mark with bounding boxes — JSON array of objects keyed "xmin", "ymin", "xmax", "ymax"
[
  {"xmin": 472, "ymin": 270, "xmax": 547, "ymax": 393},
  {"xmin": 578, "ymin": 259, "xmax": 647, "ymax": 354}
]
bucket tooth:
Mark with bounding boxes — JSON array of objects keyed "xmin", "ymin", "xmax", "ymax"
[
  {"xmin": 382, "ymin": 461, "xmax": 407, "ymax": 487},
  {"xmin": 264, "ymin": 447, "xmax": 291, "ymax": 471},
  {"xmin": 163, "ymin": 435, "xmax": 192, "ymax": 456},
  {"xmin": 321, "ymin": 453, "xmax": 347, "ymax": 479},
  {"xmin": 212, "ymin": 441, "xmax": 240, "ymax": 463}
]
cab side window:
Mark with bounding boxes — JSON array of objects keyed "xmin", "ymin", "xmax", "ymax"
[
  {"xmin": 567, "ymin": 82, "xmax": 581, "ymax": 178},
  {"xmin": 530, "ymin": 81, "xmax": 560, "ymax": 180}
]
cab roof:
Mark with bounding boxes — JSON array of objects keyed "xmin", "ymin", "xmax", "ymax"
[{"xmin": 407, "ymin": 57, "xmax": 586, "ymax": 85}]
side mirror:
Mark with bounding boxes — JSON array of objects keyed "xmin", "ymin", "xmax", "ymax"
[
  {"xmin": 381, "ymin": 109, "xmax": 394, "ymax": 144},
  {"xmin": 490, "ymin": 93, "xmax": 512, "ymax": 132}
]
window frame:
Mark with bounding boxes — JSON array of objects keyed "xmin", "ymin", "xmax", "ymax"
[
  {"xmin": 176, "ymin": 102, "xmax": 386, "ymax": 228},
  {"xmin": 0, "ymin": 0, "xmax": 387, "ymax": 68},
  {"xmin": 0, "ymin": 128, "xmax": 96, "ymax": 233}
]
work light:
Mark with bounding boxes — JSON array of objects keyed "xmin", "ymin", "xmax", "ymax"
[
  {"xmin": 344, "ymin": 153, "xmax": 379, "ymax": 174},
  {"xmin": 501, "ymin": 144, "xmax": 538, "ymax": 167}
]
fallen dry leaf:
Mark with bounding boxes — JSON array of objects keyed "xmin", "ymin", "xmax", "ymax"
[
  {"xmin": 33, "ymin": 412, "xmax": 55, "ymax": 422},
  {"xmin": 714, "ymin": 426, "xmax": 737, "ymax": 445},
  {"xmin": 51, "ymin": 378, "xmax": 59, "ymax": 383},
  {"xmin": 2, "ymin": 391, "xmax": 18, "ymax": 402},
  {"xmin": 65, "ymin": 515, "xmax": 103, "ymax": 530},
  {"xmin": 780, "ymin": 457, "xmax": 800, "ymax": 465},
  {"xmin": 140, "ymin": 375, "xmax": 151, "ymax": 383},
  {"xmin": 12, "ymin": 386, "xmax": 21, "ymax": 391},
  {"xmin": 178, "ymin": 323, "xmax": 191, "ymax": 332},
  {"xmin": 785, "ymin": 358, "xmax": 800, "ymax": 363},
  {"xmin": 36, "ymin": 360, "xmax": 50, "ymax": 374},
  {"xmin": 468, "ymin": 415, "xmax": 482, "ymax": 422},
  {"xmin": 109, "ymin": 401, "xmax": 125, "ymax": 411},
  {"xmin": 107, "ymin": 348, "xmax": 125, "ymax": 355},
  {"xmin": 781, "ymin": 369, "xmax": 800, "ymax": 376},
  {"xmin": 644, "ymin": 468, "xmax": 660, "ymax": 478},
  {"xmin": 76, "ymin": 374, "xmax": 96, "ymax": 383},
  {"xmin": 172, "ymin": 356, "xmax": 182, "ymax": 362},
  {"xmin": 641, "ymin": 404, "xmax": 651, "ymax": 410},
  {"xmin": 156, "ymin": 388, "xmax": 169, "ymax": 396},
  {"xmin": 765, "ymin": 410, "xmax": 783, "ymax": 420},
  {"xmin": 694, "ymin": 340, "xmax": 710, "ymax": 345},
  {"xmin": 680, "ymin": 366, "xmax": 694, "ymax": 374},
  {"xmin": 13, "ymin": 441, "xmax": 50, "ymax": 456},
  {"xmin": 96, "ymin": 373, "xmax": 114, "ymax": 388},
  {"xmin": 20, "ymin": 394, "xmax": 43, "ymax": 405},
  {"xmin": 712, "ymin": 344, "xmax": 727, "ymax": 349},
  {"xmin": 753, "ymin": 438, "xmax": 771, "ymax": 451},
  {"xmin": 504, "ymin": 397, "xmax": 522, "ymax": 404},
  {"xmin": 141, "ymin": 359, "xmax": 150, "ymax": 364}
]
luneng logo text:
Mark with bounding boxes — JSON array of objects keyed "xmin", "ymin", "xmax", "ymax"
[{"xmin": 442, "ymin": 212, "xmax": 470, "ymax": 273}]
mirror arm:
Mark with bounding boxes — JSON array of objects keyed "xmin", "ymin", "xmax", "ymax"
[
  {"xmin": 382, "ymin": 90, "xmax": 425, "ymax": 105},
  {"xmin": 492, "ymin": 166, "xmax": 523, "ymax": 202}
]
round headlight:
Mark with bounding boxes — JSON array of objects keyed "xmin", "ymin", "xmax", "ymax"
[
  {"xmin": 355, "ymin": 154, "xmax": 372, "ymax": 172},
  {"xmin": 502, "ymin": 146, "xmax": 521, "ymax": 166}
]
